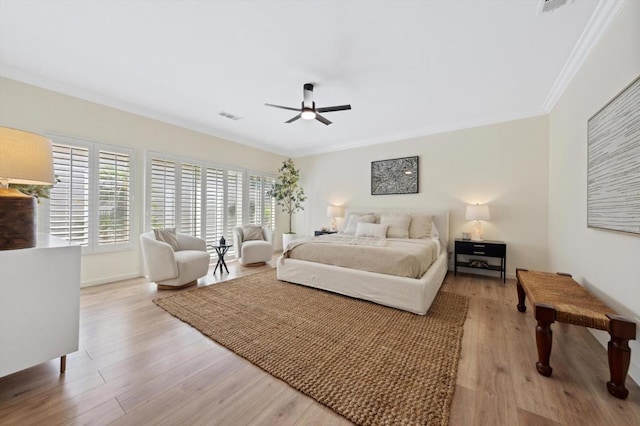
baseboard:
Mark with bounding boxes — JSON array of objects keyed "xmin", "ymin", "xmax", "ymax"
[
  {"xmin": 446, "ymin": 266, "xmax": 515, "ymax": 281},
  {"xmin": 81, "ymin": 272, "xmax": 142, "ymax": 288}
]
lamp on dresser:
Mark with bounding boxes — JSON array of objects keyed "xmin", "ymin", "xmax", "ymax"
[
  {"xmin": 327, "ymin": 205, "xmax": 345, "ymax": 231},
  {"xmin": 466, "ymin": 203, "xmax": 490, "ymax": 241},
  {"xmin": 0, "ymin": 126, "xmax": 54, "ymax": 250}
]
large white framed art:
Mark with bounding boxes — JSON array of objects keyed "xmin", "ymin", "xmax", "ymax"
[{"xmin": 587, "ymin": 76, "xmax": 640, "ymax": 235}]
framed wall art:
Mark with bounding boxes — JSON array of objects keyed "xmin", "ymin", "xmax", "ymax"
[
  {"xmin": 587, "ymin": 76, "xmax": 640, "ymax": 235},
  {"xmin": 371, "ymin": 156, "xmax": 419, "ymax": 195}
]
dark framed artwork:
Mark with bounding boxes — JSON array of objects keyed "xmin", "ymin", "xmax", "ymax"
[
  {"xmin": 371, "ymin": 156, "xmax": 419, "ymax": 195},
  {"xmin": 587, "ymin": 76, "xmax": 640, "ymax": 235}
]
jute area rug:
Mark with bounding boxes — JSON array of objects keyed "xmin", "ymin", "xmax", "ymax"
[{"xmin": 154, "ymin": 269, "xmax": 468, "ymax": 425}]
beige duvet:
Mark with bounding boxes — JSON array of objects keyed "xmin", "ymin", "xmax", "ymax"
[{"xmin": 283, "ymin": 235, "xmax": 439, "ymax": 279}]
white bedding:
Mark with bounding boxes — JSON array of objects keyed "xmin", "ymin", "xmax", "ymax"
[
  {"xmin": 277, "ymin": 209, "xmax": 449, "ymax": 315},
  {"xmin": 283, "ymin": 235, "xmax": 440, "ymax": 279}
]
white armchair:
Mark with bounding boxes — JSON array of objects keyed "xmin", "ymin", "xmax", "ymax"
[
  {"xmin": 140, "ymin": 231, "xmax": 211, "ymax": 289},
  {"xmin": 233, "ymin": 225, "xmax": 274, "ymax": 265}
]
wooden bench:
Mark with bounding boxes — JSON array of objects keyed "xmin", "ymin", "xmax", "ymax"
[{"xmin": 515, "ymin": 268, "xmax": 636, "ymax": 399}]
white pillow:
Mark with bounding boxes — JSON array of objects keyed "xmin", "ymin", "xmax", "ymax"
[
  {"xmin": 431, "ymin": 223, "xmax": 440, "ymax": 238},
  {"xmin": 409, "ymin": 215, "xmax": 433, "ymax": 239},
  {"xmin": 380, "ymin": 213, "xmax": 411, "ymax": 238},
  {"xmin": 355, "ymin": 222, "xmax": 388, "ymax": 239},
  {"xmin": 154, "ymin": 228, "xmax": 179, "ymax": 251},
  {"xmin": 342, "ymin": 214, "xmax": 376, "ymax": 235},
  {"xmin": 243, "ymin": 225, "xmax": 264, "ymax": 241}
]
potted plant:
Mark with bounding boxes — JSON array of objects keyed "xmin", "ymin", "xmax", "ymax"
[
  {"xmin": 267, "ymin": 158, "xmax": 307, "ymax": 249},
  {"xmin": 9, "ymin": 182, "xmax": 56, "ymax": 203}
]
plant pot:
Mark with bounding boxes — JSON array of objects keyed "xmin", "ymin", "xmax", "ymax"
[{"xmin": 282, "ymin": 233, "xmax": 297, "ymax": 251}]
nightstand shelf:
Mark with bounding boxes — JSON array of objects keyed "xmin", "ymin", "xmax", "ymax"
[{"xmin": 454, "ymin": 239, "xmax": 506, "ymax": 283}]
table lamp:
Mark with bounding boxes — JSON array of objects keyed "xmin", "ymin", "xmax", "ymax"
[
  {"xmin": 466, "ymin": 203, "xmax": 490, "ymax": 241},
  {"xmin": 326, "ymin": 205, "xmax": 345, "ymax": 231},
  {"xmin": 0, "ymin": 127, "xmax": 54, "ymax": 250}
]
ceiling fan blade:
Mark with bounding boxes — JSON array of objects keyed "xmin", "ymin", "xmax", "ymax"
[
  {"xmin": 316, "ymin": 104, "xmax": 352, "ymax": 113},
  {"xmin": 315, "ymin": 114, "xmax": 332, "ymax": 125},
  {"xmin": 285, "ymin": 114, "xmax": 301, "ymax": 123},
  {"xmin": 265, "ymin": 103, "xmax": 301, "ymax": 112}
]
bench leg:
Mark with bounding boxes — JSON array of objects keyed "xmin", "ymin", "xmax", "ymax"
[
  {"xmin": 606, "ymin": 314, "xmax": 636, "ymax": 400},
  {"xmin": 534, "ymin": 303, "xmax": 556, "ymax": 377},
  {"xmin": 516, "ymin": 268, "xmax": 528, "ymax": 313},
  {"xmin": 517, "ymin": 280, "xmax": 526, "ymax": 313}
]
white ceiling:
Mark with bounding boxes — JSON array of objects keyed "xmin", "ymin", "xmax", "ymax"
[{"xmin": 0, "ymin": 0, "xmax": 622, "ymax": 157}]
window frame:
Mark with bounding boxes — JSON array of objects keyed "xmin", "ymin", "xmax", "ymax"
[
  {"xmin": 42, "ymin": 133, "xmax": 136, "ymax": 255},
  {"xmin": 144, "ymin": 151, "xmax": 275, "ymax": 258}
]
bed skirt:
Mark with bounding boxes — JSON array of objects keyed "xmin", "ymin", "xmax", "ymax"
[{"xmin": 276, "ymin": 251, "xmax": 448, "ymax": 315}]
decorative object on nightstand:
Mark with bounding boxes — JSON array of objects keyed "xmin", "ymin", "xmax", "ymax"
[
  {"xmin": 314, "ymin": 230, "xmax": 338, "ymax": 236},
  {"xmin": 466, "ymin": 203, "xmax": 490, "ymax": 241},
  {"xmin": 0, "ymin": 127, "xmax": 54, "ymax": 250},
  {"xmin": 326, "ymin": 205, "xmax": 345, "ymax": 231},
  {"xmin": 454, "ymin": 239, "xmax": 506, "ymax": 283}
]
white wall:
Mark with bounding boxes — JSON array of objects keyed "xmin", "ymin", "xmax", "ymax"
[
  {"xmin": 0, "ymin": 77, "xmax": 287, "ymax": 286},
  {"xmin": 295, "ymin": 115, "xmax": 550, "ymax": 277},
  {"xmin": 548, "ymin": 0, "xmax": 640, "ymax": 381}
]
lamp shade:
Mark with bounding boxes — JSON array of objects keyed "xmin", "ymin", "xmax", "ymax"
[
  {"xmin": 466, "ymin": 204, "xmax": 490, "ymax": 221},
  {"xmin": 326, "ymin": 205, "xmax": 345, "ymax": 218},
  {"xmin": 0, "ymin": 126, "xmax": 54, "ymax": 185}
]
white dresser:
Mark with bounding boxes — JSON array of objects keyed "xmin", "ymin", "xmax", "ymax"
[{"xmin": 0, "ymin": 234, "xmax": 81, "ymax": 377}]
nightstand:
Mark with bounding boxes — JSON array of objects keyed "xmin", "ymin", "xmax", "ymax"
[
  {"xmin": 314, "ymin": 230, "xmax": 337, "ymax": 236},
  {"xmin": 454, "ymin": 239, "xmax": 506, "ymax": 283}
]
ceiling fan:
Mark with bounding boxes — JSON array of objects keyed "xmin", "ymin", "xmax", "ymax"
[{"xmin": 265, "ymin": 83, "xmax": 351, "ymax": 125}]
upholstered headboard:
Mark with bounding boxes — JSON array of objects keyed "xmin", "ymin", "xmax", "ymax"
[{"xmin": 343, "ymin": 208, "xmax": 450, "ymax": 252}]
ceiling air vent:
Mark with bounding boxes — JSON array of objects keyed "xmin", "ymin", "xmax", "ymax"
[
  {"xmin": 539, "ymin": 0, "xmax": 569, "ymax": 14},
  {"xmin": 219, "ymin": 111, "xmax": 242, "ymax": 121}
]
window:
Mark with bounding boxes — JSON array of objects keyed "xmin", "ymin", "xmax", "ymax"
[
  {"xmin": 149, "ymin": 158, "xmax": 176, "ymax": 229},
  {"xmin": 49, "ymin": 144, "xmax": 90, "ymax": 246},
  {"xmin": 145, "ymin": 152, "xmax": 273, "ymax": 258},
  {"xmin": 248, "ymin": 173, "xmax": 276, "ymax": 229},
  {"xmin": 98, "ymin": 150, "xmax": 132, "ymax": 245},
  {"xmin": 180, "ymin": 163, "xmax": 202, "ymax": 238},
  {"xmin": 226, "ymin": 169, "xmax": 243, "ymax": 244},
  {"xmin": 46, "ymin": 135, "xmax": 134, "ymax": 253},
  {"xmin": 205, "ymin": 166, "xmax": 225, "ymax": 250}
]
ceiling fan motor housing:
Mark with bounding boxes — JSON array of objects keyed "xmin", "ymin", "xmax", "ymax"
[{"xmin": 303, "ymin": 83, "xmax": 314, "ymax": 108}]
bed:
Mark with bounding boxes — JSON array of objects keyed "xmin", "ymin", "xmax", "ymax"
[{"xmin": 276, "ymin": 209, "xmax": 449, "ymax": 315}]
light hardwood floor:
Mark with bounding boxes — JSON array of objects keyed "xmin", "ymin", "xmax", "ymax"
[{"xmin": 1, "ymin": 257, "xmax": 638, "ymax": 425}]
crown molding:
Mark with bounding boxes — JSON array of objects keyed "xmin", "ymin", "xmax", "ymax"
[
  {"xmin": 292, "ymin": 110, "xmax": 547, "ymax": 158},
  {"xmin": 0, "ymin": 66, "xmax": 291, "ymax": 157},
  {"xmin": 542, "ymin": 0, "xmax": 626, "ymax": 112}
]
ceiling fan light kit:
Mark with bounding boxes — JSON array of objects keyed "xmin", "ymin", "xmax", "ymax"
[
  {"xmin": 265, "ymin": 83, "xmax": 351, "ymax": 125},
  {"xmin": 301, "ymin": 109, "xmax": 316, "ymax": 120}
]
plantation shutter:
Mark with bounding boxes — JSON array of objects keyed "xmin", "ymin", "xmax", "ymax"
[
  {"xmin": 247, "ymin": 174, "xmax": 275, "ymax": 229},
  {"xmin": 226, "ymin": 169, "xmax": 243, "ymax": 254},
  {"xmin": 205, "ymin": 166, "xmax": 225, "ymax": 250},
  {"xmin": 98, "ymin": 150, "xmax": 131, "ymax": 245},
  {"xmin": 150, "ymin": 158, "xmax": 176, "ymax": 229},
  {"xmin": 248, "ymin": 174, "xmax": 263, "ymax": 225},
  {"xmin": 49, "ymin": 144, "xmax": 90, "ymax": 246},
  {"xmin": 180, "ymin": 163, "xmax": 202, "ymax": 237},
  {"xmin": 263, "ymin": 176, "xmax": 276, "ymax": 230}
]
